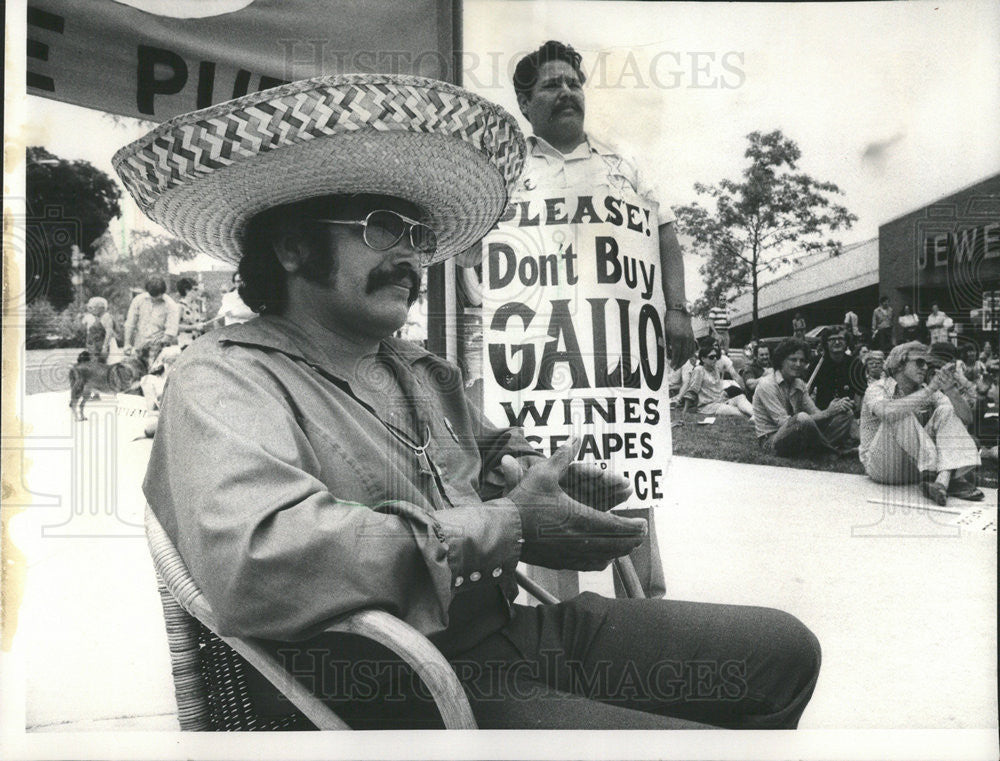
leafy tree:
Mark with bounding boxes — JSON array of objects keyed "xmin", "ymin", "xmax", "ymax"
[
  {"xmin": 82, "ymin": 230, "xmax": 199, "ymax": 322},
  {"xmin": 676, "ymin": 130, "xmax": 857, "ymax": 340},
  {"xmin": 24, "ymin": 299, "xmax": 86, "ymax": 349},
  {"xmin": 25, "ymin": 147, "xmax": 122, "ymax": 309},
  {"xmin": 120, "ymin": 230, "xmax": 199, "ymax": 280}
]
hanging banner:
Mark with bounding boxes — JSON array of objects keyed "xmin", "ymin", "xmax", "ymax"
[
  {"xmin": 478, "ymin": 184, "xmax": 671, "ymax": 510},
  {"xmin": 26, "ymin": 0, "xmax": 458, "ymax": 121}
]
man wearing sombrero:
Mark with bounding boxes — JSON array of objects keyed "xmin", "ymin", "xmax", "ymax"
[{"xmin": 120, "ymin": 74, "xmax": 819, "ymax": 729}]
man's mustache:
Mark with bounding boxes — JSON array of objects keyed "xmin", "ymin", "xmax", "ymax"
[{"xmin": 365, "ymin": 264, "xmax": 421, "ymax": 303}]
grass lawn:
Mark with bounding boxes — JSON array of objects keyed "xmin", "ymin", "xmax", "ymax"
[
  {"xmin": 670, "ymin": 408, "xmax": 866, "ymax": 476},
  {"xmin": 671, "ymin": 408, "xmax": 998, "ymax": 490}
]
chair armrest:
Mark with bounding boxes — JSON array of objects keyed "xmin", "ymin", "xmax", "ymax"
[
  {"xmin": 324, "ymin": 610, "xmax": 477, "ymax": 728},
  {"xmin": 515, "ymin": 568, "xmax": 561, "ymax": 604},
  {"xmin": 612, "ymin": 556, "xmax": 646, "ymax": 599},
  {"xmin": 145, "ymin": 506, "xmax": 476, "ymax": 729}
]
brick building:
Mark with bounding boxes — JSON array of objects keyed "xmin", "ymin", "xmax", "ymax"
[
  {"xmin": 877, "ymin": 173, "xmax": 1000, "ymax": 350},
  {"xmin": 726, "ymin": 174, "xmax": 999, "ymax": 351}
]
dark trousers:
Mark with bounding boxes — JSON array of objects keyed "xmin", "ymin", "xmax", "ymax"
[
  {"xmin": 769, "ymin": 411, "xmax": 855, "ymax": 456},
  {"xmin": 874, "ymin": 327, "xmax": 893, "ymax": 353},
  {"xmin": 267, "ymin": 592, "xmax": 821, "ymax": 730}
]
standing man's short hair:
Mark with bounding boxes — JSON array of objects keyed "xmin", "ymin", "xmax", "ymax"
[
  {"xmin": 145, "ymin": 277, "xmax": 167, "ymax": 297},
  {"xmin": 512, "ymin": 40, "xmax": 586, "ymax": 98}
]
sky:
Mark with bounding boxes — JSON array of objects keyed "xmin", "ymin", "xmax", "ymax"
[{"xmin": 15, "ymin": 0, "xmax": 1000, "ymax": 294}]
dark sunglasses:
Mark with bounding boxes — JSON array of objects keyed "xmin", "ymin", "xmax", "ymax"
[
  {"xmin": 705, "ymin": 353, "xmax": 719, "ymax": 360},
  {"xmin": 314, "ymin": 210, "xmax": 438, "ymax": 260},
  {"xmin": 908, "ymin": 357, "xmax": 928, "ymax": 368}
]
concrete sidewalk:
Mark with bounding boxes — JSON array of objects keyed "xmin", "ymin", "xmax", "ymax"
[{"xmin": 6, "ymin": 391, "xmax": 997, "ymax": 732}]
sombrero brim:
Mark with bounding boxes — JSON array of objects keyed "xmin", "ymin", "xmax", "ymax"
[{"xmin": 113, "ymin": 74, "xmax": 526, "ymax": 266}]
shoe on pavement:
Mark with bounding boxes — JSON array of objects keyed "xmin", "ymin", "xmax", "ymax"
[
  {"xmin": 948, "ymin": 478, "xmax": 985, "ymax": 502},
  {"xmin": 921, "ymin": 480, "xmax": 948, "ymax": 507}
]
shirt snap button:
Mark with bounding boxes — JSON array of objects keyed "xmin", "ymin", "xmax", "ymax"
[
  {"xmin": 491, "ymin": 567, "xmax": 502, "ymax": 578},
  {"xmin": 454, "ymin": 576, "xmax": 464, "ymax": 587},
  {"xmin": 469, "ymin": 571, "xmax": 482, "ymax": 582}
]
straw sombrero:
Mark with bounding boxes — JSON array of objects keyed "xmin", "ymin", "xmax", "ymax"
[{"xmin": 113, "ymin": 74, "xmax": 525, "ymax": 266}]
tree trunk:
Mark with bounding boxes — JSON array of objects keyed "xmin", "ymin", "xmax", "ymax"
[{"xmin": 751, "ymin": 265, "xmax": 760, "ymax": 341}]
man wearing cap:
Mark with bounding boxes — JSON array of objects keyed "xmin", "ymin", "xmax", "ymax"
[
  {"xmin": 121, "ymin": 74, "xmax": 819, "ymax": 729},
  {"xmin": 860, "ymin": 341, "xmax": 983, "ymax": 504}
]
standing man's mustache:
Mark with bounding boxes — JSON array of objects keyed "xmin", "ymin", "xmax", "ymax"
[{"xmin": 365, "ymin": 263, "xmax": 421, "ymax": 303}]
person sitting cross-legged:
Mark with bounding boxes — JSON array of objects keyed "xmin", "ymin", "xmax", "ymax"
[
  {"xmin": 812, "ymin": 328, "xmax": 862, "ymax": 413},
  {"xmin": 677, "ymin": 344, "xmax": 753, "ymax": 417},
  {"xmin": 752, "ymin": 338, "xmax": 857, "ymax": 457},
  {"xmin": 859, "ymin": 341, "xmax": 983, "ymax": 505}
]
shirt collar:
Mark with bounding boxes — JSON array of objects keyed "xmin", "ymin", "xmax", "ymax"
[
  {"xmin": 215, "ymin": 315, "xmax": 431, "ymax": 379},
  {"xmin": 527, "ymin": 133, "xmax": 601, "ymax": 162},
  {"xmin": 774, "ymin": 369, "xmax": 806, "ymax": 390}
]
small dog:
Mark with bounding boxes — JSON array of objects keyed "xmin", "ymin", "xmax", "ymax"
[{"xmin": 68, "ymin": 351, "xmax": 147, "ymax": 420}]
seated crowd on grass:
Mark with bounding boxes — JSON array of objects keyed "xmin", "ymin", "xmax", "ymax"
[{"xmin": 669, "ymin": 324, "xmax": 998, "ymax": 506}]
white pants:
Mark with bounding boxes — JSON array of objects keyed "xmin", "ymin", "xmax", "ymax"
[{"xmin": 863, "ymin": 404, "xmax": 980, "ymax": 484}]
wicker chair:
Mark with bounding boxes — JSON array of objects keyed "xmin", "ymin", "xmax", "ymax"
[
  {"xmin": 146, "ymin": 506, "xmax": 478, "ymax": 730},
  {"xmin": 147, "ymin": 506, "xmax": 644, "ymax": 730}
]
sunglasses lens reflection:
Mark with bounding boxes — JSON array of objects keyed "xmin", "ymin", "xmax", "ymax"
[
  {"xmin": 365, "ymin": 210, "xmax": 406, "ymax": 250},
  {"xmin": 410, "ymin": 224, "xmax": 437, "ymax": 254}
]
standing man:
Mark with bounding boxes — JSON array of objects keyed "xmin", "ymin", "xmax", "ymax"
[
  {"xmin": 119, "ymin": 73, "xmax": 820, "ymax": 729},
  {"xmin": 123, "ymin": 277, "xmax": 180, "ymax": 368},
  {"xmin": 708, "ymin": 305, "xmax": 732, "ymax": 351},
  {"xmin": 871, "ymin": 296, "xmax": 894, "ymax": 352},
  {"xmin": 792, "ymin": 312, "xmax": 807, "ymax": 341},
  {"xmin": 509, "ymin": 41, "xmax": 695, "ymax": 363},
  {"xmin": 925, "ymin": 302, "xmax": 950, "ymax": 344},
  {"xmin": 843, "ymin": 308, "xmax": 861, "ymax": 348},
  {"xmin": 205, "ymin": 273, "xmax": 256, "ymax": 329},
  {"xmin": 504, "ymin": 41, "xmax": 696, "ymax": 598}
]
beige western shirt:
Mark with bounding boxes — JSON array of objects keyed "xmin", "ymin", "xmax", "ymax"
[
  {"xmin": 144, "ymin": 317, "xmax": 540, "ymax": 654},
  {"xmin": 751, "ymin": 370, "xmax": 821, "ymax": 440}
]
